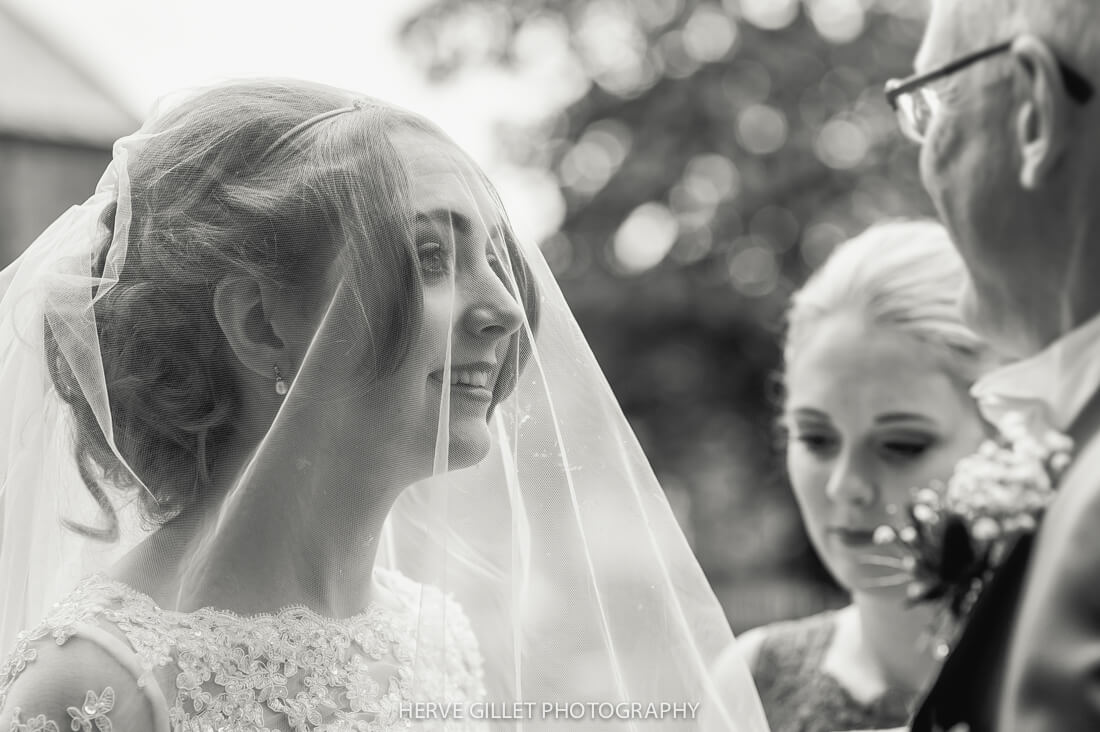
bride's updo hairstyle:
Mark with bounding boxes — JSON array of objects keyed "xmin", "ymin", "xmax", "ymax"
[
  {"xmin": 784, "ymin": 220, "xmax": 999, "ymax": 391},
  {"xmin": 44, "ymin": 80, "xmax": 538, "ymax": 538}
]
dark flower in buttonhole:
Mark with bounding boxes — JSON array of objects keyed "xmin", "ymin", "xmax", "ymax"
[{"xmin": 872, "ymin": 411, "xmax": 1073, "ymax": 658}]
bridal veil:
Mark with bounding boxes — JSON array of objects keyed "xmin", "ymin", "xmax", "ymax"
[{"xmin": 0, "ymin": 79, "xmax": 767, "ymax": 730}]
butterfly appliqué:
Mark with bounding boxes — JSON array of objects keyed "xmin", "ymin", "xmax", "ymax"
[{"xmin": 65, "ymin": 688, "xmax": 114, "ymax": 732}]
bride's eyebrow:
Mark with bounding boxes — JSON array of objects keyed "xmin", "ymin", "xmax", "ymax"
[{"xmin": 417, "ymin": 209, "xmax": 505, "ymax": 239}]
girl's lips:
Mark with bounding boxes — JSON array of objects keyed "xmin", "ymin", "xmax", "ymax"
[{"xmin": 826, "ymin": 527, "xmax": 878, "ymax": 546}]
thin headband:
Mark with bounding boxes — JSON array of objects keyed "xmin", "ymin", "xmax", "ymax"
[{"xmin": 261, "ymin": 99, "xmax": 366, "ymax": 159}]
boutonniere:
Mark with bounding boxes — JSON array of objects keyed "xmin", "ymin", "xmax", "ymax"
[{"xmin": 872, "ymin": 412, "xmax": 1073, "ymax": 656}]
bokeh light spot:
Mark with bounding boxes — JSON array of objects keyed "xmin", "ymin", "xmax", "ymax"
[
  {"xmin": 614, "ymin": 202, "xmax": 680, "ymax": 274},
  {"xmin": 670, "ymin": 224, "xmax": 714, "ymax": 263},
  {"xmin": 683, "ymin": 4, "xmax": 738, "ymax": 63},
  {"xmin": 635, "ymin": 0, "xmax": 685, "ymax": 28},
  {"xmin": 658, "ymin": 29, "xmax": 702, "ymax": 79},
  {"xmin": 559, "ymin": 119, "xmax": 633, "ymax": 196},
  {"xmin": 737, "ymin": 104, "xmax": 788, "ymax": 155},
  {"xmin": 807, "ymin": 0, "xmax": 866, "ymax": 44},
  {"xmin": 814, "ymin": 117, "xmax": 870, "ymax": 169},
  {"xmin": 733, "ymin": 0, "xmax": 800, "ymax": 31},
  {"xmin": 801, "ymin": 221, "xmax": 847, "ymax": 268},
  {"xmin": 729, "ymin": 242, "xmax": 779, "ymax": 297},
  {"xmin": 576, "ymin": 0, "xmax": 651, "ymax": 96},
  {"xmin": 683, "ymin": 153, "xmax": 741, "ymax": 207}
]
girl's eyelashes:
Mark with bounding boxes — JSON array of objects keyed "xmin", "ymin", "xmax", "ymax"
[
  {"xmin": 789, "ymin": 427, "xmax": 935, "ymax": 463},
  {"xmin": 878, "ymin": 437, "xmax": 935, "ymax": 461},
  {"xmin": 793, "ymin": 431, "xmax": 839, "ymax": 455}
]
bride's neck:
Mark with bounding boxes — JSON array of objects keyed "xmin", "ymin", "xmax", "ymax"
[{"xmin": 117, "ymin": 437, "xmax": 407, "ymax": 618}]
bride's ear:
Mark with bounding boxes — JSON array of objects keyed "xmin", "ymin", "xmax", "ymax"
[{"xmin": 212, "ymin": 275, "xmax": 311, "ymax": 379}]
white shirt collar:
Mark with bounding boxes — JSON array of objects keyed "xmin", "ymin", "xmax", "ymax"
[{"xmin": 971, "ymin": 312, "xmax": 1100, "ymax": 435}]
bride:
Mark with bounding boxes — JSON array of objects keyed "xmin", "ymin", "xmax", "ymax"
[{"xmin": 0, "ymin": 80, "xmax": 768, "ymax": 731}]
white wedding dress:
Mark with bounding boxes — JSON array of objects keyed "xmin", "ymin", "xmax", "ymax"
[{"xmin": 0, "ymin": 569, "xmax": 487, "ymax": 732}]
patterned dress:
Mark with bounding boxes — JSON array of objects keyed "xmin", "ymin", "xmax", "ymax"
[
  {"xmin": 0, "ymin": 569, "xmax": 486, "ymax": 731},
  {"xmin": 749, "ymin": 611, "xmax": 914, "ymax": 732}
]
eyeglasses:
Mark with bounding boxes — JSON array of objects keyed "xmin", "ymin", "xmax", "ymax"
[{"xmin": 885, "ymin": 40, "xmax": 1094, "ymax": 144}]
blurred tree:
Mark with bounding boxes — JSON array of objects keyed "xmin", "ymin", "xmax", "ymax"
[{"xmin": 400, "ymin": 0, "xmax": 933, "ymax": 628}]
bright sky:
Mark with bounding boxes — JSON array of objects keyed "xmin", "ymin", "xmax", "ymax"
[{"xmin": 7, "ymin": 0, "xmax": 566, "ymax": 241}]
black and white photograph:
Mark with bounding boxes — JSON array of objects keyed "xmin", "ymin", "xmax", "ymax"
[{"xmin": 1, "ymin": 0, "xmax": 1097, "ymax": 730}]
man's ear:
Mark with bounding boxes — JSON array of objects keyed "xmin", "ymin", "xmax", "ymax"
[
  {"xmin": 213, "ymin": 275, "xmax": 305, "ymax": 380},
  {"xmin": 1012, "ymin": 34, "xmax": 1073, "ymax": 190}
]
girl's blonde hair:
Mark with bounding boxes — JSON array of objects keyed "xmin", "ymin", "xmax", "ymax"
[{"xmin": 785, "ymin": 220, "xmax": 1000, "ymax": 387}]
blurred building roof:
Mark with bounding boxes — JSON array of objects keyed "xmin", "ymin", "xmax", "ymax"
[{"xmin": 0, "ymin": 5, "xmax": 139, "ymax": 148}]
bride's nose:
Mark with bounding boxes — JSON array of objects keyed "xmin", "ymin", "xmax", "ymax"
[{"xmin": 462, "ymin": 279, "xmax": 524, "ymax": 341}]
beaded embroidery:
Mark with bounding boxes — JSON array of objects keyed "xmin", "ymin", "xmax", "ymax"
[{"xmin": 0, "ymin": 571, "xmax": 485, "ymax": 731}]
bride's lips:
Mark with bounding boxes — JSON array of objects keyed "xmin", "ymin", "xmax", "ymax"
[
  {"xmin": 826, "ymin": 527, "xmax": 878, "ymax": 547},
  {"xmin": 428, "ymin": 361, "xmax": 496, "ymax": 402}
]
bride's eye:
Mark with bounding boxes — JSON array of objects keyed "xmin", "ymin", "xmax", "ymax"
[
  {"xmin": 487, "ymin": 230, "xmax": 520, "ymax": 293},
  {"xmin": 486, "ymin": 246, "xmax": 507, "ymax": 282},
  {"xmin": 417, "ymin": 236, "xmax": 452, "ymax": 278}
]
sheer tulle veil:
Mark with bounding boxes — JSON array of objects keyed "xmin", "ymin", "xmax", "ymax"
[{"xmin": 0, "ymin": 78, "xmax": 768, "ymax": 730}]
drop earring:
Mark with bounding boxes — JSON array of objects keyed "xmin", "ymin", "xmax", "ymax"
[{"xmin": 273, "ymin": 365, "xmax": 288, "ymax": 396}]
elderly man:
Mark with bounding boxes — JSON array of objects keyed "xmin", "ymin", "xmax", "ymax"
[{"xmin": 884, "ymin": 1, "xmax": 1100, "ymax": 730}]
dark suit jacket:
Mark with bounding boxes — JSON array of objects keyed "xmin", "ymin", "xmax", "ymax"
[{"xmin": 911, "ymin": 389, "xmax": 1100, "ymax": 732}]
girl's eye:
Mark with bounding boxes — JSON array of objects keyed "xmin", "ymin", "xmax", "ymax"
[
  {"xmin": 795, "ymin": 433, "xmax": 838, "ymax": 455},
  {"xmin": 882, "ymin": 441, "xmax": 931, "ymax": 459}
]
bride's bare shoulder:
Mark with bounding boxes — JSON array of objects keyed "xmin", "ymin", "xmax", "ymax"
[{"xmin": 0, "ymin": 621, "xmax": 162, "ymax": 732}]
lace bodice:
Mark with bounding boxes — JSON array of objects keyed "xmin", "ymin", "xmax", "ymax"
[
  {"xmin": 0, "ymin": 570, "xmax": 486, "ymax": 731},
  {"xmin": 748, "ymin": 611, "xmax": 913, "ymax": 732}
]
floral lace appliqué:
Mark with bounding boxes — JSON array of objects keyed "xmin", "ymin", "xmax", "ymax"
[
  {"xmin": 0, "ymin": 572, "xmax": 485, "ymax": 732},
  {"xmin": 8, "ymin": 709, "xmax": 60, "ymax": 732}
]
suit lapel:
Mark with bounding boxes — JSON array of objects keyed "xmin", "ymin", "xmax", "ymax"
[
  {"xmin": 1067, "ymin": 386, "xmax": 1100, "ymax": 451},
  {"xmin": 910, "ymin": 534, "xmax": 1032, "ymax": 731}
]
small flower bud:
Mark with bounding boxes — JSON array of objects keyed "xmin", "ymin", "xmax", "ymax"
[
  {"xmin": 971, "ymin": 516, "xmax": 1001, "ymax": 541},
  {"xmin": 872, "ymin": 526, "xmax": 897, "ymax": 545},
  {"xmin": 1015, "ymin": 514, "xmax": 1037, "ymax": 532},
  {"xmin": 1051, "ymin": 453, "xmax": 1072, "ymax": 473},
  {"xmin": 916, "ymin": 488, "xmax": 941, "ymax": 506},
  {"xmin": 912, "ymin": 504, "xmax": 937, "ymax": 524}
]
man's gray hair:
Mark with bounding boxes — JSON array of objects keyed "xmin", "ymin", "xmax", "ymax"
[{"xmin": 956, "ymin": 0, "xmax": 1100, "ymax": 79}]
